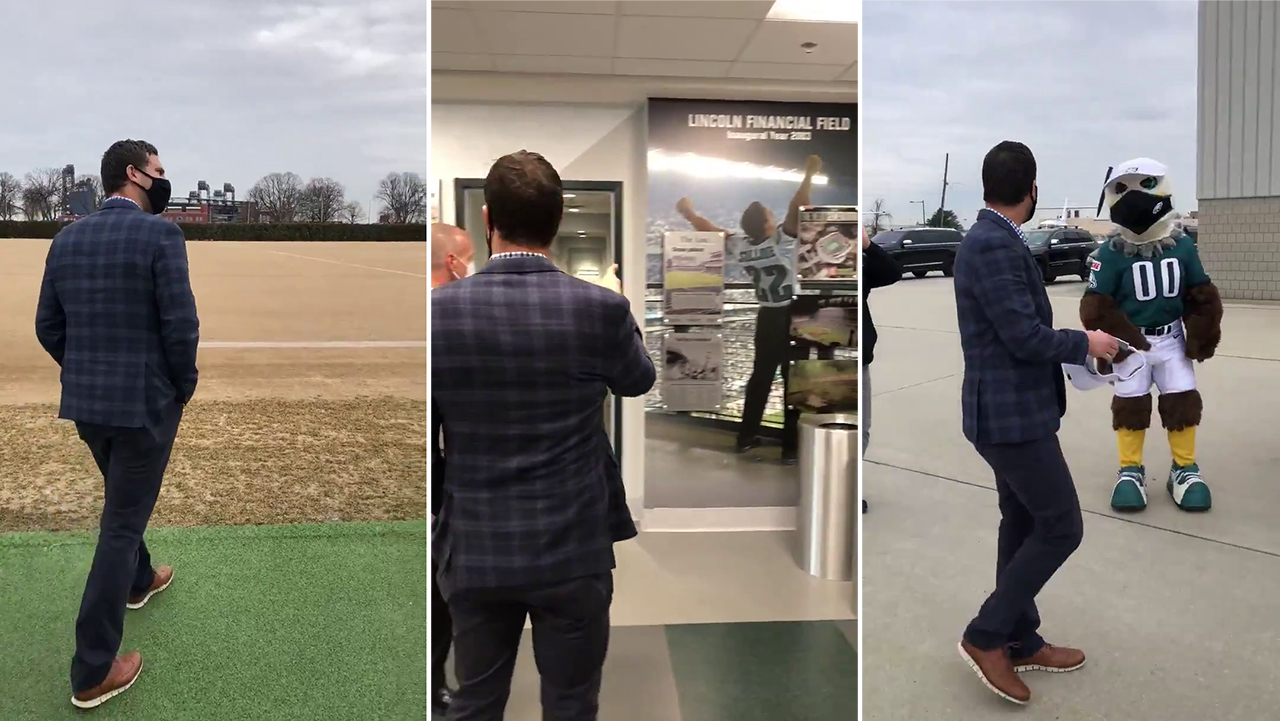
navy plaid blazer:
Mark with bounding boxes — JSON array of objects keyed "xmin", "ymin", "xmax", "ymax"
[
  {"xmin": 431, "ymin": 254, "xmax": 655, "ymax": 593},
  {"xmin": 35, "ymin": 197, "xmax": 200, "ymax": 431},
  {"xmin": 953, "ymin": 209, "xmax": 1089, "ymax": 445}
]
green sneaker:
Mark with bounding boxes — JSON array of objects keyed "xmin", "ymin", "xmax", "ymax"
[
  {"xmin": 1110, "ymin": 466, "xmax": 1147, "ymax": 511},
  {"xmin": 1168, "ymin": 463, "xmax": 1211, "ymax": 511}
]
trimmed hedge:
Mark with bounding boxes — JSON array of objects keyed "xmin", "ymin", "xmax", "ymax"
[{"xmin": 0, "ymin": 220, "xmax": 426, "ymax": 242}]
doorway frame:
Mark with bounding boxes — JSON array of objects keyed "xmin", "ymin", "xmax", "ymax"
[{"xmin": 452, "ymin": 178, "xmax": 626, "ymax": 464}]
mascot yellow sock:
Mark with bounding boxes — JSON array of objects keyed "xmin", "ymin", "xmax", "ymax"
[
  {"xmin": 1117, "ymin": 429, "xmax": 1145, "ymax": 468},
  {"xmin": 1167, "ymin": 426, "xmax": 1196, "ymax": 467}
]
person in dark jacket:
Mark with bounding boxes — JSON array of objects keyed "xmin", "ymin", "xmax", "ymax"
[
  {"xmin": 37, "ymin": 139, "xmax": 199, "ymax": 710},
  {"xmin": 433, "ymin": 151, "xmax": 655, "ymax": 721},
  {"xmin": 861, "ymin": 227, "xmax": 902, "ymax": 513}
]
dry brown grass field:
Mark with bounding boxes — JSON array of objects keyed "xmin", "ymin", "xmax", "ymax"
[{"xmin": 0, "ymin": 239, "xmax": 427, "ymax": 532}]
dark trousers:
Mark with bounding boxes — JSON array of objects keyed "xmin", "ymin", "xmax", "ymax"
[
  {"xmin": 432, "ymin": 558, "xmax": 453, "ymax": 693},
  {"xmin": 739, "ymin": 304, "xmax": 799, "ymax": 452},
  {"xmin": 964, "ymin": 435, "xmax": 1084, "ymax": 657},
  {"xmin": 446, "ymin": 572, "xmax": 613, "ymax": 721},
  {"xmin": 70, "ymin": 405, "xmax": 182, "ymax": 692}
]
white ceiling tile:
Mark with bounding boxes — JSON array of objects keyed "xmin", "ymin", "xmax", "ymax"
[
  {"xmin": 838, "ymin": 63, "xmax": 857, "ymax": 81},
  {"xmin": 738, "ymin": 20, "xmax": 858, "ymax": 65},
  {"xmin": 475, "ymin": 10, "xmax": 618, "ymax": 56},
  {"xmin": 431, "ymin": 8, "xmax": 483, "ymax": 54},
  {"xmin": 729, "ymin": 62, "xmax": 848, "ymax": 81},
  {"xmin": 619, "ymin": 0, "xmax": 775, "ymax": 19},
  {"xmin": 492, "ymin": 55, "xmax": 614, "ymax": 74},
  {"xmin": 616, "ymin": 16, "xmax": 759, "ymax": 60},
  {"xmin": 612, "ymin": 58, "xmax": 732, "ymax": 78},
  {"xmin": 431, "ymin": 52, "xmax": 494, "ymax": 72},
  {"xmin": 467, "ymin": 1, "xmax": 618, "ymax": 14}
]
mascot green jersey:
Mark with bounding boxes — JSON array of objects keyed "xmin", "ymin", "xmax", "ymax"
[{"xmin": 1087, "ymin": 234, "xmax": 1210, "ymax": 328}]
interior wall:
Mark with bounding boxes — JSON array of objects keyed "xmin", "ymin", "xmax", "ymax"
[{"xmin": 430, "ymin": 101, "xmax": 650, "ymax": 507}]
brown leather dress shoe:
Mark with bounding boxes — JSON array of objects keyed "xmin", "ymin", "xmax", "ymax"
[
  {"xmin": 127, "ymin": 565, "xmax": 174, "ymax": 610},
  {"xmin": 1014, "ymin": 643, "xmax": 1086, "ymax": 673},
  {"xmin": 71, "ymin": 652, "xmax": 143, "ymax": 709},
  {"xmin": 958, "ymin": 640, "xmax": 1031, "ymax": 704}
]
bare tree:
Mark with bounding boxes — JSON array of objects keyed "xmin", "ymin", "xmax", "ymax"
[
  {"xmin": 22, "ymin": 168, "xmax": 61, "ymax": 220},
  {"xmin": 75, "ymin": 174, "xmax": 104, "ymax": 212},
  {"xmin": 0, "ymin": 172, "xmax": 21, "ymax": 220},
  {"xmin": 341, "ymin": 201, "xmax": 364, "ymax": 224},
  {"xmin": 247, "ymin": 172, "xmax": 303, "ymax": 223},
  {"xmin": 867, "ymin": 198, "xmax": 892, "ymax": 237},
  {"xmin": 376, "ymin": 172, "xmax": 427, "ymax": 224},
  {"xmin": 299, "ymin": 177, "xmax": 346, "ymax": 223}
]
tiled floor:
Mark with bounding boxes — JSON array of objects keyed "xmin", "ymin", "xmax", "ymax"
[{"xmin": 438, "ymin": 531, "xmax": 858, "ymax": 720}]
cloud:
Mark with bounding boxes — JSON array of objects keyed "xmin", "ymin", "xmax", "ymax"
[
  {"xmin": 863, "ymin": 1, "xmax": 1198, "ymax": 228},
  {"xmin": 0, "ymin": 0, "xmax": 425, "ymax": 208}
]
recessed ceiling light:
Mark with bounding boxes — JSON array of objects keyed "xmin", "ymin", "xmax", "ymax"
[
  {"xmin": 563, "ymin": 193, "xmax": 576, "ymax": 198},
  {"xmin": 568, "ymin": 208, "xmax": 580, "ymax": 212},
  {"xmin": 767, "ymin": 0, "xmax": 860, "ymax": 24}
]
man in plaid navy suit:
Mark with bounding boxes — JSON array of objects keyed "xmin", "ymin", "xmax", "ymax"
[
  {"xmin": 432, "ymin": 151, "xmax": 654, "ymax": 721},
  {"xmin": 36, "ymin": 139, "xmax": 199, "ymax": 710},
  {"xmin": 952, "ymin": 141, "xmax": 1117, "ymax": 705}
]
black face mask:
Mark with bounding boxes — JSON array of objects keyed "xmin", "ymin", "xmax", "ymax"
[
  {"xmin": 1025, "ymin": 190, "xmax": 1038, "ymax": 225},
  {"xmin": 1110, "ymin": 190, "xmax": 1172, "ymax": 236},
  {"xmin": 133, "ymin": 168, "xmax": 171, "ymax": 215}
]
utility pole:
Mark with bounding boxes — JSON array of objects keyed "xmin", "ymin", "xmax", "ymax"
[{"xmin": 938, "ymin": 153, "xmax": 950, "ymax": 228}]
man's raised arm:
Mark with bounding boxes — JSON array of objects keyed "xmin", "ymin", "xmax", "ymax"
[
  {"xmin": 675, "ymin": 197, "xmax": 725, "ymax": 234},
  {"xmin": 782, "ymin": 155, "xmax": 823, "ymax": 237}
]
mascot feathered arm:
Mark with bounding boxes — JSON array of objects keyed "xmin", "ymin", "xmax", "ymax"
[
  {"xmin": 1081, "ymin": 249, "xmax": 1149, "ymax": 359},
  {"xmin": 1182, "ymin": 240, "xmax": 1222, "ymax": 361}
]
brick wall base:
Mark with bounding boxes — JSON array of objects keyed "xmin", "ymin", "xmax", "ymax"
[{"xmin": 1197, "ymin": 197, "xmax": 1280, "ymax": 301}]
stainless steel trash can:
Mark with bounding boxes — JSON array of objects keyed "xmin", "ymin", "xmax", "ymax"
[{"xmin": 797, "ymin": 413, "xmax": 858, "ymax": 581}]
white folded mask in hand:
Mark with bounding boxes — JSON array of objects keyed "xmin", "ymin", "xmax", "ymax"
[{"xmin": 1062, "ymin": 342, "xmax": 1146, "ymax": 392}]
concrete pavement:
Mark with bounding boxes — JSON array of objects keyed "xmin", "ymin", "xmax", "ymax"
[{"xmin": 863, "ymin": 275, "xmax": 1280, "ymax": 719}]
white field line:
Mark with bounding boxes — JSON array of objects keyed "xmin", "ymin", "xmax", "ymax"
[
  {"xmin": 201, "ymin": 341, "xmax": 425, "ymax": 349},
  {"xmin": 263, "ymin": 249, "xmax": 428, "ymax": 278}
]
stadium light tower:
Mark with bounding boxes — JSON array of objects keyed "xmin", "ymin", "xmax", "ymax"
[{"xmin": 61, "ymin": 164, "xmax": 76, "ymax": 215}]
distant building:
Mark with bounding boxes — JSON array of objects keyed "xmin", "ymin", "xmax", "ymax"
[
  {"xmin": 162, "ymin": 200, "xmax": 210, "ymax": 224},
  {"xmin": 161, "ymin": 191, "xmax": 258, "ymax": 224}
]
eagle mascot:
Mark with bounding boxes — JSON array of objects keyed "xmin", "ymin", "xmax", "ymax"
[{"xmin": 1080, "ymin": 158, "xmax": 1223, "ymax": 512}]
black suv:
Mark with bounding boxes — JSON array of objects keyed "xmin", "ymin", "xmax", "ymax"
[
  {"xmin": 1022, "ymin": 227, "xmax": 1097, "ymax": 283},
  {"xmin": 872, "ymin": 227, "xmax": 964, "ymax": 278}
]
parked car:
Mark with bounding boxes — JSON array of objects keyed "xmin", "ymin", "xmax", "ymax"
[
  {"xmin": 872, "ymin": 227, "xmax": 964, "ymax": 278},
  {"xmin": 1023, "ymin": 227, "xmax": 1096, "ymax": 283}
]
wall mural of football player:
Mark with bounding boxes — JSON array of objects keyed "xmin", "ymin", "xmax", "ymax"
[{"xmin": 675, "ymin": 154, "xmax": 823, "ymax": 464}]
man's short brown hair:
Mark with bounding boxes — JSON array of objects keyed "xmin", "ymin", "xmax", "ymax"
[
  {"xmin": 101, "ymin": 139, "xmax": 159, "ymax": 195},
  {"xmin": 483, "ymin": 150, "xmax": 563, "ymax": 249}
]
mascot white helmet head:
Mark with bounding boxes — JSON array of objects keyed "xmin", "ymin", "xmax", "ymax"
[{"xmin": 1104, "ymin": 157, "xmax": 1176, "ymax": 246}]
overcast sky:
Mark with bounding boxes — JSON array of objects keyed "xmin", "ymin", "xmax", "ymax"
[
  {"xmin": 863, "ymin": 1, "xmax": 1198, "ymax": 228},
  {"xmin": 0, "ymin": 1, "xmax": 425, "ymax": 208}
]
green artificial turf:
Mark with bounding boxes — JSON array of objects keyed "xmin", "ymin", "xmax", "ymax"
[{"xmin": 0, "ymin": 521, "xmax": 427, "ymax": 720}]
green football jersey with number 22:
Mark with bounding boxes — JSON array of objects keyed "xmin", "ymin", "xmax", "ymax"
[{"xmin": 1086, "ymin": 234, "xmax": 1210, "ymax": 328}]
